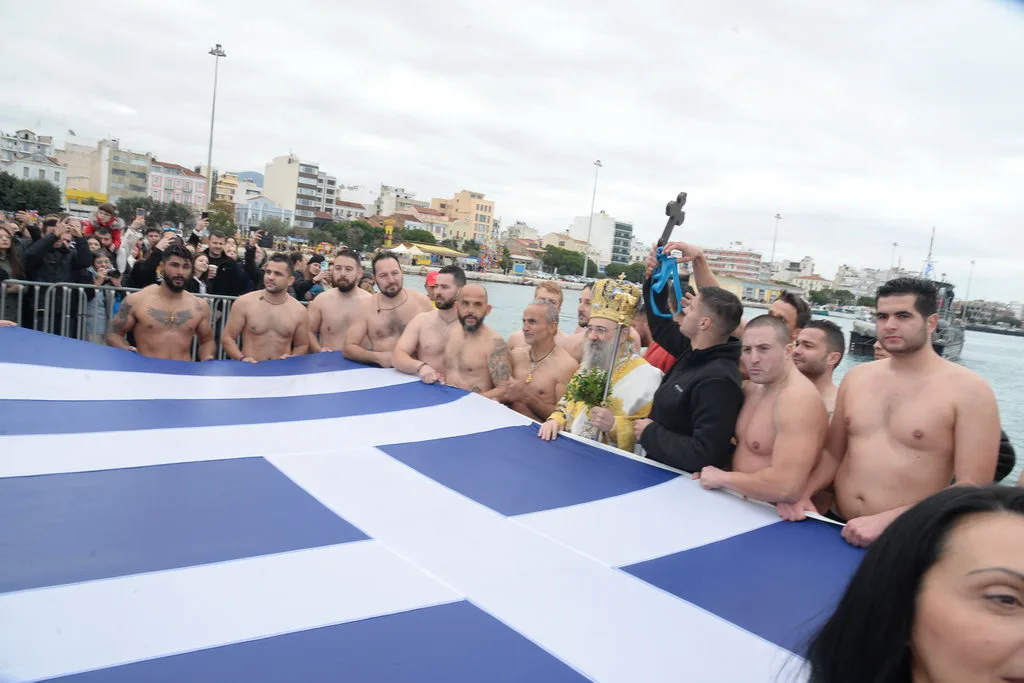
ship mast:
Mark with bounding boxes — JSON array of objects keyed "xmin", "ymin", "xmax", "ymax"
[{"xmin": 922, "ymin": 226, "xmax": 936, "ymax": 280}]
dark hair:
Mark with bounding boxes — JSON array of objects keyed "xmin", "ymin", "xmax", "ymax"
[
  {"xmin": 744, "ymin": 313, "xmax": 791, "ymax": 345},
  {"xmin": 94, "ymin": 226, "xmax": 113, "ymax": 238},
  {"xmin": 43, "ymin": 216, "xmax": 60, "ymax": 229},
  {"xmin": 289, "ymin": 252, "xmax": 304, "ymax": 266},
  {"xmin": 161, "ymin": 244, "xmax": 192, "ymax": 263},
  {"xmin": 582, "ymin": 281, "xmax": 594, "ymax": 293},
  {"xmin": 0, "ymin": 225, "xmax": 24, "ymax": 278},
  {"xmin": 372, "ymin": 250, "xmax": 400, "ymax": 276},
  {"xmin": 97, "ymin": 202, "xmax": 117, "ymax": 215},
  {"xmin": 775, "ymin": 291, "xmax": 811, "ymax": 329},
  {"xmin": 697, "ymin": 286, "xmax": 743, "ymax": 338},
  {"xmin": 876, "ymin": 277, "xmax": 938, "ymax": 317},
  {"xmin": 91, "ymin": 250, "xmax": 111, "ymax": 266},
  {"xmin": 145, "ymin": 226, "xmax": 161, "ymax": 236},
  {"xmin": 438, "ymin": 264, "xmax": 466, "ymax": 287},
  {"xmin": 807, "ymin": 485, "xmax": 1024, "ymax": 683},
  {"xmin": 334, "ymin": 248, "xmax": 362, "ymax": 268},
  {"xmin": 267, "ymin": 252, "xmax": 292, "ymax": 269},
  {"xmin": 804, "ymin": 319, "xmax": 846, "ymax": 362},
  {"xmin": 208, "ymin": 230, "xmax": 226, "ymax": 240}
]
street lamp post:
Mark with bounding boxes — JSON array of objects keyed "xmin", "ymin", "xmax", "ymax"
[
  {"xmin": 889, "ymin": 241, "xmax": 899, "ymax": 276},
  {"xmin": 769, "ymin": 213, "xmax": 782, "ymax": 265},
  {"xmin": 205, "ymin": 43, "xmax": 227, "ymax": 207},
  {"xmin": 963, "ymin": 259, "xmax": 975, "ymax": 320},
  {"xmin": 581, "ymin": 160, "xmax": 602, "ymax": 280}
]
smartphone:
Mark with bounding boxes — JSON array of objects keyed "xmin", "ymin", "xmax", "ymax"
[
  {"xmin": 259, "ymin": 233, "xmax": 274, "ymax": 248},
  {"xmin": 136, "ymin": 208, "xmax": 146, "ymax": 218},
  {"xmin": 201, "ymin": 211, "xmax": 209, "ymax": 220}
]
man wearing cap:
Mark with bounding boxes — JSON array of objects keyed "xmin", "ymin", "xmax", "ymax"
[
  {"xmin": 295, "ymin": 254, "xmax": 329, "ymax": 301},
  {"xmin": 538, "ymin": 277, "xmax": 663, "ymax": 453},
  {"xmin": 424, "ymin": 270, "xmax": 439, "ymax": 306}
]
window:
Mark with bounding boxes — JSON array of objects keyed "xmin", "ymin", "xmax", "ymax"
[
  {"xmin": 111, "ymin": 168, "xmax": 127, "ymax": 176},
  {"xmin": 184, "ymin": 182, "xmax": 191, "ymax": 192},
  {"xmin": 22, "ymin": 167, "xmax": 29, "ymax": 178},
  {"xmin": 153, "ymin": 176, "xmax": 162, "ymax": 186},
  {"xmin": 151, "ymin": 191, "xmax": 160, "ymax": 199},
  {"xmin": 38, "ymin": 169, "xmax": 45, "ymax": 180},
  {"xmin": 175, "ymin": 179, "xmax": 183, "ymax": 188}
]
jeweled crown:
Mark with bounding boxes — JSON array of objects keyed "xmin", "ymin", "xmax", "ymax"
[{"xmin": 589, "ymin": 274, "xmax": 642, "ymax": 327}]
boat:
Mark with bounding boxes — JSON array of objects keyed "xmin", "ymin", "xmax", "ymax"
[{"xmin": 810, "ymin": 307, "xmax": 830, "ymax": 317}]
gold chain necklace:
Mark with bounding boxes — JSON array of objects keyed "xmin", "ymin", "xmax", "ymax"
[{"xmin": 526, "ymin": 345, "xmax": 555, "ymax": 384}]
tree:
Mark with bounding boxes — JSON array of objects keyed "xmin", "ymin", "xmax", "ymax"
[
  {"xmin": 258, "ymin": 216, "xmax": 292, "ymax": 237},
  {"xmin": 856, "ymin": 295, "xmax": 875, "ymax": 307},
  {"xmin": 834, "ymin": 289, "xmax": 855, "ymax": 306},
  {"xmin": 499, "ymin": 246, "xmax": 512, "ymax": 272},
  {"xmin": 0, "ymin": 173, "xmax": 62, "ymax": 214},
  {"xmin": 808, "ymin": 290, "xmax": 831, "ymax": 306},
  {"xmin": 116, "ymin": 197, "xmax": 194, "ymax": 228},
  {"xmin": 462, "ymin": 239, "xmax": 481, "ymax": 256},
  {"xmin": 205, "ymin": 200, "xmax": 236, "ymax": 235},
  {"xmin": 399, "ymin": 228, "xmax": 437, "ymax": 245},
  {"xmin": 307, "ymin": 229, "xmax": 336, "ymax": 246},
  {"xmin": 440, "ymin": 238, "xmax": 461, "ymax": 250},
  {"xmin": 541, "ymin": 245, "xmax": 597, "ymax": 277},
  {"xmin": 603, "ymin": 262, "xmax": 646, "ymax": 283}
]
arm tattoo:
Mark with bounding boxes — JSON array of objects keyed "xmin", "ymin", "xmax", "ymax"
[
  {"xmin": 109, "ymin": 302, "xmax": 133, "ymax": 334},
  {"xmin": 147, "ymin": 307, "xmax": 194, "ymax": 328},
  {"xmin": 488, "ymin": 339, "xmax": 511, "ymax": 384}
]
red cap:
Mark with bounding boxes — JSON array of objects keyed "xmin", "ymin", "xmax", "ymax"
[{"xmin": 425, "ymin": 271, "xmax": 438, "ymax": 286}]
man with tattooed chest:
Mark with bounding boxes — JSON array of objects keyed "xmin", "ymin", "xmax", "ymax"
[
  {"xmin": 106, "ymin": 245, "xmax": 215, "ymax": 361},
  {"xmin": 343, "ymin": 251, "xmax": 432, "ymax": 368},
  {"xmin": 443, "ymin": 283, "xmax": 511, "ymax": 400},
  {"xmin": 222, "ymin": 253, "xmax": 310, "ymax": 362}
]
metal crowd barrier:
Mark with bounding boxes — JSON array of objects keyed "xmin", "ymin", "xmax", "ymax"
[{"xmin": 0, "ymin": 280, "xmax": 246, "ymax": 362}]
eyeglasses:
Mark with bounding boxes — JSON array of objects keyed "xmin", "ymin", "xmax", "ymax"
[{"xmin": 585, "ymin": 324, "xmax": 615, "ymax": 336}]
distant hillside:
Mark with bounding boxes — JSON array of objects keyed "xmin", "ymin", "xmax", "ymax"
[{"xmin": 234, "ymin": 171, "xmax": 264, "ymax": 185}]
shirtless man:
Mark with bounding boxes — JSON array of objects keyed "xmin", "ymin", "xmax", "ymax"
[
  {"xmin": 696, "ymin": 314, "xmax": 828, "ymax": 505},
  {"xmin": 308, "ymin": 250, "xmax": 370, "ymax": 352},
  {"xmin": 343, "ymin": 251, "xmax": 432, "ymax": 367},
  {"xmin": 505, "ymin": 299, "xmax": 579, "ymax": 421},
  {"xmin": 443, "ymin": 283, "xmax": 511, "ymax": 400},
  {"xmin": 221, "ymin": 253, "xmax": 309, "ymax": 362},
  {"xmin": 783, "ymin": 277, "xmax": 1000, "ymax": 547},
  {"xmin": 394, "ymin": 264, "xmax": 466, "ymax": 383},
  {"xmin": 560, "ymin": 282, "xmax": 592, "ymax": 362},
  {"xmin": 792, "ymin": 319, "xmax": 845, "ymax": 418},
  {"xmin": 106, "ymin": 244, "xmax": 215, "ymax": 361},
  {"xmin": 768, "ymin": 291, "xmax": 811, "ymax": 340},
  {"xmin": 507, "ymin": 281, "xmax": 569, "ymax": 350}
]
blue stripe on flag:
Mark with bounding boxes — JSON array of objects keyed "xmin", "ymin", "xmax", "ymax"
[
  {"xmin": 0, "ymin": 458, "xmax": 368, "ymax": 593},
  {"xmin": 0, "ymin": 382, "xmax": 463, "ymax": 435},
  {"xmin": 380, "ymin": 425, "xmax": 678, "ymax": 516},
  {"xmin": 40, "ymin": 600, "xmax": 588, "ymax": 683},
  {"xmin": 623, "ymin": 519, "xmax": 864, "ymax": 654},
  {"xmin": 0, "ymin": 326, "xmax": 366, "ymax": 375}
]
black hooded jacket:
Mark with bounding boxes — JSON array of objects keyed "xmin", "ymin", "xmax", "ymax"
[{"xmin": 639, "ymin": 277, "xmax": 744, "ymax": 472}]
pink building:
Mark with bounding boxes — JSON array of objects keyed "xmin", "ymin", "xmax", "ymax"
[{"xmin": 148, "ymin": 161, "xmax": 208, "ymax": 207}]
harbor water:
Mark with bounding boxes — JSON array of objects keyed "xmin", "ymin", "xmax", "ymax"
[{"xmin": 402, "ymin": 273, "xmax": 1024, "ymax": 484}]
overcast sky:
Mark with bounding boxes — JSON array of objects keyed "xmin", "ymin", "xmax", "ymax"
[{"xmin": 3, "ymin": 0, "xmax": 1022, "ymax": 301}]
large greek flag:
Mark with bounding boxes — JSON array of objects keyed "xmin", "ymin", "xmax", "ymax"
[{"xmin": 0, "ymin": 327, "xmax": 863, "ymax": 682}]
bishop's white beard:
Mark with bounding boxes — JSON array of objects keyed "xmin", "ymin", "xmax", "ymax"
[{"xmin": 581, "ymin": 335, "xmax": 625, "ymax": 372}]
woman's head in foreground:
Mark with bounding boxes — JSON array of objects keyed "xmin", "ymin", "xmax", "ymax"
[{"xmin": 808, "ymin": 484, "xmax": 1024, "ymax": 683}]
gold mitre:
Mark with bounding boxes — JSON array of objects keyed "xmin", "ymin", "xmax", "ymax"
[{"xmin": 589, "ymin": 274, "xmax": 642, "ymax": 327}]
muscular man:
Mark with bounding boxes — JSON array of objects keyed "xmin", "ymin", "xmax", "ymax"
[
  {"xmin": 507, "ymin": 281, "xmax": 568, "ymax": 350},
  {"xmin": 786, "ymin": 277, "xmax": 1000, "ymax": 547},
  {"xmin": 221, "ymin": 253, "xmax": 309, "ymax": 363},
  {"xmin": 768, "ymin": 291, "xmax": 811, "ymax": 340},
  {"xmin": 696, "ymin": 315, "xmax": 828, "ymax": 505},
  {"xmin": 308, "ymin": 250, "xmax": 370, "ymax": 353},
  {"xmin": 106, "ymin": 245, "xmax": 215, "ymax": 361},
  {"xmin": 506, "ymin": 299, "xmax": 579, "ymax": 421},
  {"xmin": 394, "ymin": 264, "xmax": 466, "ymax": 383},
  {"xmin": 792, "ymin": 319, "xmax": 845, "ymax": 417},
  {"xmin": 443, "ymin": 283, "xmax": 511, "ymax": 399},
  {"xmin": 343, "ymin": 251, "xmax": 432, "ymax": 367}
]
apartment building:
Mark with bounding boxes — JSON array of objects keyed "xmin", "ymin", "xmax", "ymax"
[
  {"xmin": 0, "ymin": 129, "xmax": 67, "ymax": 195},
  {"xmin": 57, "ymin": 138, "xmax": 152, "ymax": 202},
  {"xmin": 702, "ymin": 242, "xmax": 764, "ymax": 281},
  {"xmin": 148, "ymin": 161, "xmax": 208, "ymax": 207},
  {"xmin": 431, "ymin": 190, "xmax": 496, "ymax": 243},
  {"xmin": 540, "ymin": 231, "xmax": 589, "ymax": 255},
  {"xmin": 263, "ymin": 154, "xmax": 337, "ymax": 232},
  {"xmin": 566, "ymin": 210, "xmax": 633, "ymax": 268}
]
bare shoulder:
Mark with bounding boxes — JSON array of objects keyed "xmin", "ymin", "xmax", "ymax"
[
  {"xmin": 944, "ymin": 360, "xmax": 995, "ymax": 399},
  {"xmin": 489, "ymin": 329, "xmax": 509, "ymax": 350},
  {"xmin": 780, "ymin": 371, "xmax": 828, "ymax": 414},
  {"xmin": 353, "ymin": 287, "xmax": 371, "ymax": 299},
  {"xmin": 553, "ymin": 346, "xmax": 578, "ymax": 368},
  {"xmin": 839, "ymin": 359, "xmax": 877, "ymax": 386},
  {"xmin": 509, "ymin": 345, "xmax": 529, "ymax": 363},
  {"xmin": 507, "ymin": 330, "xmax": 525, "ymax": 346},
  {"xmin": 406, "ymin": 289, "xmax": 433, "ymax": 310}
]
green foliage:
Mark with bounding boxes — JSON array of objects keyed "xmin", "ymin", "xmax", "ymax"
[
  {"xmin": 461, "ymin": 239, "xmax": 481, "ymax": 256},
  {"xmin": 809, "ymin": 288, "xmax": 856, "ymax": 306},
  {"xmin": 808, "ymin": 289, "xmax": 830, "ymax": 306},
  {"xmin": 856, "ymin": 295, "xmax": 875, "ymax": 307},
  {"xmin": 603, "ymin": 262, "xmax": 646, "ymax": 283},
  {"xmin": 116, "ymin": 197, "xmax": 194, "ymax": 228},
  {"xmin": 499, "ymin": 246, "xmax": 512, "ymax": 271},
  {"xmin": 541, "ymin": 245, "xmax": 598, "ymax": 277},
  {"xmin": 307, "ymin": 229, "xmax": 336, "ymax": 245},
  {"xmin": 399, "ymin": 228, "xmax": 437, "ymax": 245},
  {"xmin": 258, "ymin": 216, "xmax": 292, "ymax": 237},
  {"xmin": 0, "ymin": 173, "xmax": 63, "ymax": 214},
  {"xmin": 440, "ymin": 238, "xmax": 461, "ymax": 250},
  {"xmin": 565, "ymin": 367, "xmax": 608, "ymax": 407}
]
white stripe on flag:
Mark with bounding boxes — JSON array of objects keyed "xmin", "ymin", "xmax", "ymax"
[
  {"xmin": 514, "ymin": 476, "xmax": 780, "ymax": 567},
  {"xmin": 0, "ymin": 394, "xmax": 532, "ymax": 479},
  {"xmin": 0, "ymin": 541, "xmax": 461, "ymax": 682},
  {"xmin": 270, "ymin": 448, "xmax": 797, "ymax": 683},
  {"xmin": 0, "ymin": 363, "xmax": 416, "ymax": 401}
]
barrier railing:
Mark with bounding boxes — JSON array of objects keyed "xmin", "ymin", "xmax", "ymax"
[{"xmin": 1, "ymin": 280, "xmax": 249, "ymax": 361}]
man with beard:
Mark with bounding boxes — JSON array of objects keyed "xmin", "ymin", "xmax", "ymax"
[
  {"xmin": 308, "ymin": 250, "xmax": 371, "ymax": 353},
  {"xmin": 221, "ymin": 253, "xmax": 309, "ymax": 363},
  {"xmin": 694, "ymin": 315, "xmax": 828, "ymax": 507},
  {"xmin": 783, "ymin": 278, "xmax": 999, "ymax": 547},
  {"xmin": 560, "ymin": 282, "xmax": 592, "ymax": 362},
  {"xmin": 506, "ymin": 299, "xmax": 579, "ymax": 422},
  {"xmin": 395, "ymin": 265, "xmax": 466, "ymax": 383},
  {"xmin": 792, "ymin": 319, "xmax": 845, "ymax": 418},
  {"xmin": 202, "ymin": 230, "xmax": 248, "ymax": 297},
  {"xmin": 106, "ymin": 245, "xmax": 215, "ymax": 361},
  {"xmin": 443, "ymin": 283, "xmax": 511, "ymax": 399},
  {"xmin": 539, "ymin": 278, "xmax": 662, "ymax": 452},
  {"xmin": 343, "ymin": 251, "xmax": 432, "ymax": 367}
]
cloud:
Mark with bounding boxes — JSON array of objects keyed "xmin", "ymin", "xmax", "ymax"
[{"xmin": 2, "ymin": 0, "xmax": 1022, "ymax": 300}]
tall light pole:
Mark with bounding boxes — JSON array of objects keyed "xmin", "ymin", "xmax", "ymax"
[
  {"xmin": 205, "ymin": 43, "xmax": 227, "ymax": 207},
  {"xmin": 889, "ymin": 241, "xmax": 899, "ymax": 278},
  {"xmin": 963, "ymin": 259, "xmax": 975, "ymax": 320},
  {"xmin": 581, "ymin": 159, "xmax": 602, "ymax": 280},
  {"xmin": 769, "ymin": 213, "xmax": 782, "ymax": 265}
]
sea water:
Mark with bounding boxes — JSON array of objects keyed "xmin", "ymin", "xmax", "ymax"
[{"xmin": 402, "ymin": 274, "xmax": 1024, "ymax": 484}]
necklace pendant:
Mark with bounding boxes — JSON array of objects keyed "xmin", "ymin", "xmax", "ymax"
[{"xmin": 526, "ymin": 373, "xmax": 532, "ymax": 384}]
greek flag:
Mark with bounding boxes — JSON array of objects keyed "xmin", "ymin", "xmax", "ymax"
[{"xmin": 0, "ymin": 327, "xmax": 863, "ymax": 682}]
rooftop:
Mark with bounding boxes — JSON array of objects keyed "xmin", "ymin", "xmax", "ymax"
[{"xmin": 152, "ymin": 160, "xmax": 205, "ymax": 178}]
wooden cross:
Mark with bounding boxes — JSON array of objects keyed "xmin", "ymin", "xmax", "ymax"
[{"xmin": 658, "ymin": 192, "xmax": 687, "ymax": 246}]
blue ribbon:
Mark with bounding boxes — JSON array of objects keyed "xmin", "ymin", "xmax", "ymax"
[{"xmin": 649, "ymin": 246, "xmax": 684, "ymax": 318}]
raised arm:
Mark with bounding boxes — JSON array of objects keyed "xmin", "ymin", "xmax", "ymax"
[
  {"xmin": 289, "ymin": 306, "xmax": 310, "ymax": 357},
  {"xmin": 196, "ymin": 300, "xmax": 216, "ymax": 361},
  {"xmin": 709, "ymin": 391, "xmax": 828, "ymax": 504},
  {"xmin": 661, "ymin": 241, "xmax": 719, "ymax": 289},
  {"xmin": 342, "ymin": 310, "xmax": 393, "ymax": 367},
  {"xmin": 482, "ymin": 337, "xmax": 512, "ymax": 400},
  {"xmin": 392, "ymin": 314, "xmax": 426, "ymax": 375},
  {"xmin": 106, "ymin": 294, "xmax": 138, "ymax": 351},
  {"xmin": 221, "ymin": 299, "xmax": 249, "ymax": 361},
  {"xmin": 952, "ymin": 376, "xmax": 1001, "ymax": 485}
]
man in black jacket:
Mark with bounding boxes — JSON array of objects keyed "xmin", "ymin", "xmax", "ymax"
[
  {"xmin": 202, "ymin": 230, "xmax": 248, "ymax": 297},
  {"xmin": 634, "ymin": 272, "xmax": 745, "ymax": 473},
  {"xmin": 22, "ymin": 216, "xmax": 92, "ymax": 334}
]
